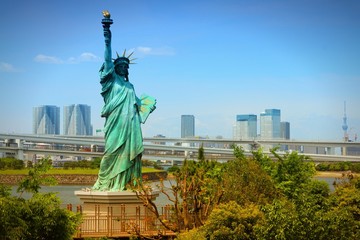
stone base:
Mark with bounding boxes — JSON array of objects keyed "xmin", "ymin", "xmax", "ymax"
[
  {"xmin": 74, "ymin": 189, "xmax": 159, "ymax": 214},
  {"xmin": 73, "ymin": 190, "xmax": 166, "ymax": 237}
]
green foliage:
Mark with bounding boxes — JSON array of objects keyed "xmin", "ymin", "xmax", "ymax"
[
  {"xmin": 256, "ymin": 199, "xmax": 300, "ymax": 240},
  {"xmin": 202, "ymin": 201, "xmax": 264, "ymax": 240},
  {"xmin": 256, "ymin": 155, "xmax": 360, "ymax": 240},
  {"xmin": 268, "ymin": 149, "xmax": 316, "ymax": 199},
  {"xmin": 0, "ymin": 157, "xmax": 24, "ymax": 170},
  {"xmin": 17, "ymin": 157, "xmax": 57, "ymax": 195},
  {"xmin": 222, "ymin": 146, "xmax": 278, "ymax": 206},
  {"xmin": 176, "ymin": 228, "xmax": 206, "ymax": 240},
  {"xmin": 167, "ymin": 165, "xmax": 180, "ymax": 173},
  {"xmin": 23, "ymin": 193, "xmax": 81, "ymax": 240},
  {"xmin": 0, "ymin": 157, "xmax": 81, "ymax": 240},
  {"xmin": 153, "ymin": 162, "xmax": 164, "ymax": 170},
  {"xmin": 173, "ymin": 158, "xmax": 224, "ymax": 229},
  {"xmin": 0, "ymin": 195, "xmax": 28, "ymax": 239},
  {"xmin": 134, "ymin": 147, "xmax": 225, "ymax": 233},
  {"xmin": 63, "ymin": 158, "xmax": 101, "ymax": 170},
  {"xmin": 138, "ymin": 146, "xmax": 360, "ymax": 239},
  {"xmin": 198, "ymin": 143, "xmax": 205, "ymax": 161},
  {"xmin": 0, "ymin": 184, "xmax": 11, "ymax": 197},
  {"xmin": 142, "ymin": 159, "xmax": 153, "ymax": 167},
  {"xmin": 0, "ymin": 193, "xmax": 81, "ymax": 240},
  {"xmin": 250, "ymin": 147, "xmax": 275, "ymax": 175},
  {"xmin": 316, "ymin": 162, "xmax": 360, "ymax": 172}
]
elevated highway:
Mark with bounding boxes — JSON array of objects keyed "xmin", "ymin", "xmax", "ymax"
[{"xmin": 0, "ymin": 133, "xmax": 360, "ymax": 163}]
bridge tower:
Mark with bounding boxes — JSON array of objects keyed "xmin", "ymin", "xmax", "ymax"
[{"xmin": 342, "ymin": 101, "xmax": 349, "ymax": 142}]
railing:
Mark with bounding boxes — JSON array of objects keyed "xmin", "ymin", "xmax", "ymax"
[{"xmin": 69, "ymin": 204, "xmax": 176, "ymax": 239}]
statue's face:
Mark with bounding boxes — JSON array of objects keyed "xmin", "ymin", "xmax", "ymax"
[{"xmin": 115, "ymin": 63, "xmax": 129, "ymax": 79}]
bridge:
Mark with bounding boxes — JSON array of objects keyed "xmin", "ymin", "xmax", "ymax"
[{"xmin": 1, "ymin": 133, "xmax": 360, "ymax": 163}]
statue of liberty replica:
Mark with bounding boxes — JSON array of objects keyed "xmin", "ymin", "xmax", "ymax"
[{"xmin": 93, "ymin": 11, "xmax": 156, "ymax": 192}]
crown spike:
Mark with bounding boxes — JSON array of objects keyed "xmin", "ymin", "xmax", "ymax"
[
  {"xmin": 127, "ymin": 51, "xmax": 134, "ymax": 59},
  {"xmin": 122, "ymin": 49, "xmax": 127, "ymax": 57},
  {"xmin": 116, "ymin": 52, "xmax": 120, "ymax": 58}
]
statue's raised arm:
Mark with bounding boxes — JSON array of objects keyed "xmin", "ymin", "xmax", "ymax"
[{"xmin": 102, "ymin": 10, "xmax": 113, "ymax": 71}]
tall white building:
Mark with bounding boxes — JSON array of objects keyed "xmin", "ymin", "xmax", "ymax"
[
  {"xmin": 260, "ymin": 109, "xmax": 281, "ymax": 140},
  {"xmin": 233, "ymin": 114, "xmax": 257, "ymax": 140},
  {"xmin": 63, "ymin": 104, "xmax": 92, "ymax": 136},
  {"xmin": 33, "ymin": 105, "xmax": 60, "ymax": 135}
]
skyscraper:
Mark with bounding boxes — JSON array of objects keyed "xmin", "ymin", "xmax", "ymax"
[
  {"xmin": 280, "ymin": 121, "xmax": 290, "ymax": 140},
  {"xmin": 233, "ymin": 114, "xmax": 257, "ymax": 140},
  {"xmin": 33, "ymin": 105, "xmax": 60, "ymax": 135},
  {"xmin": 181, "ymin": 115, "xmax": 195, "ymax": 138},
  {"xmin": 260, "ymin": 109, "xmax": 281, "ymax": 140},
  {"xmin": 63, "ymin": 104, "xmax": 92, "ymax": 136}
]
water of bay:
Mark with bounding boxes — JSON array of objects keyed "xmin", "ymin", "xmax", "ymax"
[
  {"xmin": 11, "ymin": 177, "xmax": 336, "ymax": 208},
  {"xmin": 10, "ymin": 180, "xmax": 175, "ymax": 208}
]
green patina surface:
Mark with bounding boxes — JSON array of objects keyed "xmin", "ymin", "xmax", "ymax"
[{"xmin": 92, "ymin": 12, "xmax": 156, "ymax": 192}]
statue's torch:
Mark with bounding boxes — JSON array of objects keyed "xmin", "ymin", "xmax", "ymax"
[{"xmin": 102, "ymin": 10, "xmax": 113, "ymax": 29}]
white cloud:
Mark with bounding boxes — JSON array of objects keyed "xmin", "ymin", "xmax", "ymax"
[
  {"xmin": 136, "ymin": 46, "xmax": 175, "ymax": 56},
  {"xmin": 34, "ymin": 54, "xmax": 63, "ymax": 64},
  {"xmin": 34, "ymin": 52, "xmax": 101, "ymax": 64},
  {"xmin": 78, "ymin": 52, "xmax": 101, "ymax": 62},
  {"xmin": 0, "ymin": 62, "xmax": 18, "ymax": 72}
]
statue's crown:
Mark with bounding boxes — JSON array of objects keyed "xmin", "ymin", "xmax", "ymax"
[
  {"xmin": 113, "ymin": 50, "xmax": 136, "ymax": 66},
  {"xmin": 114, "ymin": 57, "xmax": 130, "ymax": 66}
]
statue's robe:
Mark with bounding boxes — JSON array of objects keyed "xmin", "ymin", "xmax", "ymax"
[{"xmin": 93, "ymin": 62, "xmax": 155, "ymax": 191}]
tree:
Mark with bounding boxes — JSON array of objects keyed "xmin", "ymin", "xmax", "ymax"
[
  {"xmin": 256, "ymin": 198, "xmax": 300, "ymax": 240},
  {"xmin": 134, "ymin": 146, "xmax": 360, "ymax": 239},
  {"xmin": 17, "ymin": 157, "xmax": 57, "ymax": 196},
  {"xmin": 254, "ymin": 148, "xmax": 316, "ymax": 200},
  {"xmin": 254, "ymin": 150, "xmax": 360, "ymax": 240},
  {"xmin": 221, "ymin": 145, "xmax": 278, "ymax": 206},
  {"xmin": 0, "ymin": 157, "xmax": 81, "ymax": 239},
  {"xmin": 133, "ymin": 147, "xmax": 225, "ymax": 233},
  {"xmin": 201, "ymin": 201, "xmax": 264, "ymax": 240}
]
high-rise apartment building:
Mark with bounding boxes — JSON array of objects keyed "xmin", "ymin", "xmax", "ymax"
[
  {"xmin": 181, "ymin": 115, "xmax": 195, "ymax": 138},
  {"xmin": 233, "ymin": 114, "xmax": 257, "ymax": 140},
  {"xmin": 33, "ymin": 105, "xmax": 60, "ymax": 135},
  {"xmin": 260, "ymin": 109, "xmax": 281, "ymax": 140},
  {"xmin": 63, "ymin": 104, "xmax": 92, "ymax": 136}
]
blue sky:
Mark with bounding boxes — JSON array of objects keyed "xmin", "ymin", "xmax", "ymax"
[{"xmin": 0, "ymin": 0, "xmax": 359, "ymax": 141}]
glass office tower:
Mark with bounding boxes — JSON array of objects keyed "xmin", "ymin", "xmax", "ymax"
[
  {"xmin": 280, "ymin": 121, "xmax": 290, "ymax": 140},
  {"xmin": 260, "ymin": 109, "xmax": 281, "ymax": 140},
  {"xmin": 233, "ymin": 114, "xmax": 257, "ymax": 140},
  {"xmin": 181, "ymin": 115, "xmax": 195, "ymax": 138},
  {"xmin": 33, "ymin": 105, "xmax": 60, "ymax": 135},
  {"xmin": 63, "ymin": 104, "xmax": 92, "ymax": 136}
]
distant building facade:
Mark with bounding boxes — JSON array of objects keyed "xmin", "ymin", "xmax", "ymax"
[
  {"xmin": 63, "ymin": 104, "xmax": 92, "ymax": 136},
  {"xmin": 280, "ymin": 121, "xmax": 290, "ymax": 140},
  {"xmin": 33, "ymin": 105, "xmax": 60, "ymax": 135},
  {"xmin": 233, "ymin": 114, "xmax": 257, "ymax": 140},
  {"xmin": 181, "ymin": 115, "xmax": 195, "ymax": 138},
  {"xmin": 260, "ymin": 109, "xmax": 281, "ymax": 140}
]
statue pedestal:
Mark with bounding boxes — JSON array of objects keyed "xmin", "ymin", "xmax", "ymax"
[
  {"xmin": 74, "ymin": 190, "xmax": 163, "ymax": 237},
  {"xmin": 74, "ymin": 190, "xmax": 159, "ymax": 214}
]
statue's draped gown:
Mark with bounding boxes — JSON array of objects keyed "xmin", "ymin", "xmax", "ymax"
[{"xmin": 93, "ymin": 62, "xmax": 145, "ymax": 191}]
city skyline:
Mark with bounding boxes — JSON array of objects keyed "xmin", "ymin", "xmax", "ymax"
[{"xmin": 1, "ymin": 0, "xmax": 360, "ymax": 141}]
